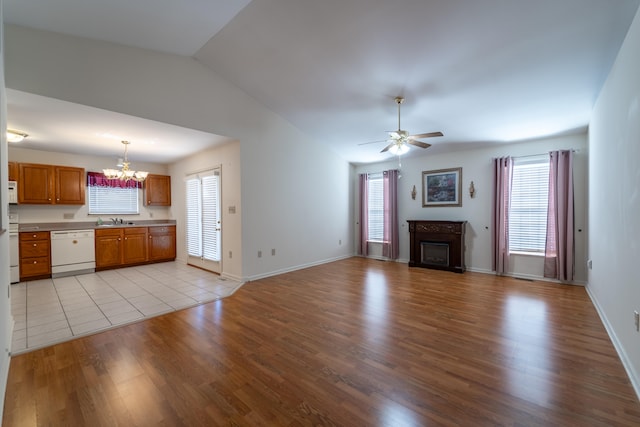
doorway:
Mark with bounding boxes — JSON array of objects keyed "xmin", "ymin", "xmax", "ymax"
[{"xmin": 186, "ymin": 168, "xmax": 221, "ymax": 274}]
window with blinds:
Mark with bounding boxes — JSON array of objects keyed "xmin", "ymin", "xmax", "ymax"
[
  {"xmin": 509, "ymin": 156, "xmax": 549, "ymax": 253},
  {"xmin": 367, "ymin": 174, "xmax": 384, "ymax": 242},
  {"xmin": 186, "ymin": 170, "xmax": 220, "ymax": 262},
  {"xmin": 88, "ymin": 186, "xmax": 139, "ymax": 214}
]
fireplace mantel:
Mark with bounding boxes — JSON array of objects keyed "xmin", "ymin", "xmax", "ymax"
[{"xmin": 407, "ymin": 220, "xmax": 467, "ymax": 273}]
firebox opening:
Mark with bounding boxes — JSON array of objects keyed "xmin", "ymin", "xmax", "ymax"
[{"xmin": 421, "ymin": 242, "xmax": 449, "ymax": 266}]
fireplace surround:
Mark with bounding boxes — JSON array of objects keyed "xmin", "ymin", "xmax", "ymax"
[{"xmin": 407, "ymin": 220, "xmax": 466, "ymax": 273}]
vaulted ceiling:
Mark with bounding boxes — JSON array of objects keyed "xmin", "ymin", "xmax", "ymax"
[{"xmin": 4, "ymin": 0, "xmax": 640, "ymax": 164}]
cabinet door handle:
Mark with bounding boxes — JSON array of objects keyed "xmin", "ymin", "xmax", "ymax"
[
  {"xmin": 33, "ymin": 243, "xmax": 37, "ymax": 247},
  {"xmin": 33, "ymin": 261, "xmax": 37, "ymax": 264}
]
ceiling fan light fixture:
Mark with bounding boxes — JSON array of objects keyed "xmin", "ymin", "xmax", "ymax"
[{"xmin": 388, "ymin": 142, "xmax": 410, "ymax": 155}]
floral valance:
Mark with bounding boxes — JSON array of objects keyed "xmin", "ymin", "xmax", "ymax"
[{"xmin": 87, "ymin": 171, "xmax": 142, "ymax": 189}]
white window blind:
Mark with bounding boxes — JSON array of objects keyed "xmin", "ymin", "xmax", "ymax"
[
  {"xmin": 186, "ymin": 178, "xmax": 202, "ymax": 257},
  {"xmin": 509, "ymin": 156, "xmax": 549, "ymax": 253},
  {"xmin": 88, "ymin": 186, "xmax": 139, "ymax": 215},
  {"xmin": 367, "ymin": 174, "xmax": 384, "ymax": 242},
  {"xmin": 186, "ymin": 170, "xmax": 220, "ymax": 262},
  {"xmin": 201, "ymin": 174, "xmax": 220, "ymax": 261}
]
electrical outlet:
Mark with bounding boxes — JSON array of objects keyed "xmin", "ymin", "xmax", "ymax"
[
  {"xmin": 271, "ymin": 248, "xmax": 276, "ymax": 256},
  {"xmin": 258, "ymin": 250, "xmax": 262, "ymax": 258},
  {"xmin": 229, "ymin": 251, "xmax": 232, "ymax": 259},
  {"xmin": 339, "ymin": 239, "xmax": 342, "ymax": 245},
  {"xmin": 587, "ymin": 259, "xmax": 593, "ymax": 269},
  {"xmin": 63, "ymin": 213, "xmax": 75, "ymax": 219},
  {"xmin": 634, "ymin": 311, "xmax": 639, "ymax": 331}
]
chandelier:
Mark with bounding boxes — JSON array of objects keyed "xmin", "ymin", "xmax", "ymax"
[{"xmin": 103, "ymin": 141, "xmax": 149, "ymax": 182}]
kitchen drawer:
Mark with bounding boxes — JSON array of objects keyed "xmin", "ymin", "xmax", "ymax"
[
  {"xmin": 124, "ymin": 227, "xmax": 148, "ymax": 235},
  {"xmin": 20, "ymin": 257, "xmax": 51, "ymax": 277},
  {"xmin": 149, "ymin": 226, "xmax": 174, "ymax": 235},
  {"xmin": 20, "ymin": 240, "xmax": 50, "ymax": 258},
  {"xmin": 20, "ymin": 231, "xmax": 50, "ymax": 241}
]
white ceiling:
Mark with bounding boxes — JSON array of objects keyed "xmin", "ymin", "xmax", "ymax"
[{"xmin": 4, "ymin": 0, "xmax": 640, "ymax": 164}]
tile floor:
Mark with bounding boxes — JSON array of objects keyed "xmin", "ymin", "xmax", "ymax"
[{"xmin": 10, "ymin": 262, "xmax": 243, "ymax": 354}]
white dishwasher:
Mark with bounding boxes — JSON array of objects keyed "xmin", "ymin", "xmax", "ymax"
[{"xmin": 50, "ymin": 230, "xmax": 96, "ymax": 278}]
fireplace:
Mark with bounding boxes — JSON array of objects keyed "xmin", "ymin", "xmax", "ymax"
[
  {"xmin": 421, "ymin": 242, "xmax": 449, "ymax": 266},
  {"xmin": 407, "ymin": 220, "xmax": 466, "ymax": 273}
]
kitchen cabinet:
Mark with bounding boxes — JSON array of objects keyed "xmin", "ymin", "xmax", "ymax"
[
  {"xmin": 148, "ymin": 226, "xmax": 176, "ymax": 261},
  {"xmin": 96, "ymin": 225, "xmax": 174, "ymax": 270},
  {"xmin": 18, "ymin": 163, "xmax": 85, "ymax": 205},
  {"xmin": 95, "ymin": 228, "xmax": 123, "ymax": 269},
  {"xmin": 8, "ymin": 162, "xmax": 18, "ymax": 181},
  {"xmin": 144, "ymin": 174, "xmax": 171, "ymax": 206},
  {"xmin": 123, "ymin": 227, "xmax": 148, "ymax": 265},
  {"xmin": 19, "ymin": 231, "xmax": 51, "ymax": 281}
]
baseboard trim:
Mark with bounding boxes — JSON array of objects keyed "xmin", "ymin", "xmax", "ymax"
[
  {"xmin": 244, "ymin": 254, "xmax": 354, "ymax": 282},
  {"xmin": 585, "ymin": 284, "xmax": 640, "ymax": 401}
]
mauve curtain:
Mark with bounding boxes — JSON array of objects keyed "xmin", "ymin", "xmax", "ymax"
[
  {"xmin": 87, "ymin": 171, "xmax": 142, "ymax": 188},
  {"xmin": 382, "ymin": 169, "xmax": 399, "ymax": 259},
  {"xmin": 358, "ymin": 173, "xmax": 369, "ymax": 256},
  {"xmin": 492, "ymin": 157, "xmax": 513, "ymax": 274},
  {"xmin": 544, "ymin": 150, "xmax": 574, "ymax": 281}
]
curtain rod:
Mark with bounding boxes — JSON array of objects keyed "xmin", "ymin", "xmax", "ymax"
[{"xmin": 513, "ymin": 149, "xmax": 578, "ymax": 159}]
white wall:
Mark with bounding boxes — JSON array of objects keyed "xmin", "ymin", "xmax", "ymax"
[
  {"xmin": 0, "ymin": 1, "xmax": 12, "ymax": 419},
  {"xmin": 354, "ymin": 133, "xmax": 588, "ymax": 283},
  {"xmin": 169, "ymin": 140, "xmax": 243, "ymax": 280},
  {"xmin": 3, "ymin": 25, "xmax": 353, "ymax": 281},
  {"xmin": 8, "ymin": 147, "xmax": 170, "ymax": 223},
  {"xmin": 589, "ymin": 6, "xmax": 640, "ymax": 397}
]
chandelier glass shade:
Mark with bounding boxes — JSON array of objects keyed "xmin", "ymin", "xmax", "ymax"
[{"xmin": 103, "ymin": 141, "xmax": 149, "ymax": 182}]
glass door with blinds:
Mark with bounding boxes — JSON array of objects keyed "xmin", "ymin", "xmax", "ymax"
[{"xmin": 186, "ymin": 168, "xmax": 221, "ymax": 273}]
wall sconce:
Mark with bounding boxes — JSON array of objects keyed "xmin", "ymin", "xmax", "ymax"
[
  {"xmin": 469, "ymin": 181, "xmax": 476, "ymax": 198},
  {"xmin": 411, "ymin": 185, "xmax": 417, "ymax": 200}
]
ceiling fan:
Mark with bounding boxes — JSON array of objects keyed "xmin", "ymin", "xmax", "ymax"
[{"xmin": 360, "ymin": 97, "xmax": 443, "ymax": 154}]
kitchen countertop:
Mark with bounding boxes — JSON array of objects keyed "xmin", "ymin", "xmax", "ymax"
[{"xmin": 18, "ymin": 220, "xmax": 177, "ymax": 232}]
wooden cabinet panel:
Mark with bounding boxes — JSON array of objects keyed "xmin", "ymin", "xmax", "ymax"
[
  {"xmin": 148, "ymin": 226, "xmax": 176, "ymax": 261},
  {"xmin": 144, "ymin": 174, "xmax": 171, "ymax": 206},
  {"xmin": 56, "ymin": 166, "xmax": 85, "ymax": 204},
  {"xmin": 123, "ymin": 227, "xmax": 148, "ymax": 265},
  {"xmin": 95, "ymin": 229, "xmax": 123, "ymax": 269},
  {"xmin": 8, "ymin": 162, "xmax": 18, "ymax": 181},
  {"xmin": 18, "ymin": 163, "xmax": 54, "ymax": 204},
  {"xmin": 19, "ymin": 231, "xmax": 51, "ymax": 281},
  {"xmin": 18, "ymin": 163, "xmax": 85, "ymax": 205}
]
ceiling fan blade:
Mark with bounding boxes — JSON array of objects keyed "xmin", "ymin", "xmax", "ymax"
[
  {"xmin": 408, "ymin": 140, "xmax": 431, "ymax": 149},
  {"xmin": 380, "ymin": 142, "xmax": 395, "ymax": 153},
  {"xmin": 409, "ymin": 131, "xmax": 444, "ymax": 139},
  {"xmin": 357, "ymin": 139, "xmax": 388, "ymax": 146}
]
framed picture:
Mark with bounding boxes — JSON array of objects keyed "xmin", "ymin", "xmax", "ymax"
[{"xmin": 422, "ymin": 167, "xmax": 462, "ymax": 207}]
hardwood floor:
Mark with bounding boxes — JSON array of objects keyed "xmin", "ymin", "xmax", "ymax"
[{"xmin": 3, "ymin": 257, "xmax": 640, "ymax": 426}]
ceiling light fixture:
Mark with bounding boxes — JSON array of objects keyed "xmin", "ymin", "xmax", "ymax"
[
  {"xmin": 388, "ymin": 140, "xmax": 410, "ymax": 155},
  {"xmin": 103, "ymin": 141, "xmax": 149, "ymax": 182},
  {"xmin": 6, "ymin": 129, "xmax": 28, "ymax": 143}
]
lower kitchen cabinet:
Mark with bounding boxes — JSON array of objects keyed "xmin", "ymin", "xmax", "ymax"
[
  {"xmin": 95, "ymin": 228, "xmax": 123, "ymax": 269},
  {"xmin": 123, "ymin": 227, "xmax": 148, "ymax": 265},
  {"xmin": 96, "ymin": 225, "xmax": 175, "ymax": 270},
  {"xmin": 19, "ymin": 231, "xmax": 51, "ymax": 281},
  {"xmin": 148, "ymin": 226, "xmax": 176, "ymax": 261}
]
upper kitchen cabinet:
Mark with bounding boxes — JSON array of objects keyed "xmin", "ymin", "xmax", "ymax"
[
  {"xmin": 18, "ymin": 163, "xmax": 86, "ymax": 205},
  {"xmin": 144, "ymin": 174, "xmax": 171, "ymax": 206},
  {"xmin": 8, "ymin": 162, "xmax": 19, "ymax": 181}
]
